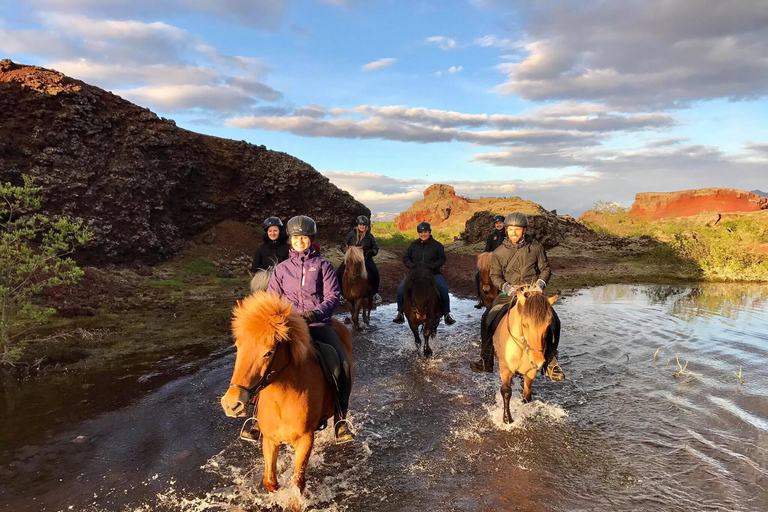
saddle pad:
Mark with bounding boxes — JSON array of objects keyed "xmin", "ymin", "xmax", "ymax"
[{"xmin": 313, "ymin": 341, "xmax": 341, "ymax": 389}]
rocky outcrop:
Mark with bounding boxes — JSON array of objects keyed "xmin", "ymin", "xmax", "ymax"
[
  {"xmin": 461, "ymin": 210, "xmax": 595, "ymax": 250},
  {"xmin": 395, "ymin": 184, "xmax": 544, "ymax": 232},
  {"xmin": 0, "ymin": 59, "xmax": 368, "ymax": 264},
  {"xmin": 629, "ymin": 188, "xmax": 768, "ymax": 221}
]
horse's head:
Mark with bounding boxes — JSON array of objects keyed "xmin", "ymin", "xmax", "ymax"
[
  {"xmin": 344, "ymin": 245, "xmax": 367, "ymax": 279},
  {"xmin": 477, "ymin": 252, "xmax": 492, "ymax": 292},
  {"xmin": 405, "ymin": 267, "xmax": 437, "ymax": 323},
  {"xmin": 516, "ymin": 286, "xmax": 558, "ymax": 371},
  {"xmin": 220, "ymin": 291, "xmax": 312, "ymax": 417}
]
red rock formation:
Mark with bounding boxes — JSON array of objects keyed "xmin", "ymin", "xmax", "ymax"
[
  {"xmin": 629, "ymin": 188, "xmax": 768, "ymax": 220},
  {"xmin": 0, "ymin": 60, "xmax": 369, "ymax": 264}
]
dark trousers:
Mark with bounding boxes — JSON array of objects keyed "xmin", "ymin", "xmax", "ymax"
[
  {"xmin": 309, "ymin": 324, "xmax": 352, "ymax": 417},
  {"xmin": 337, "ymin": 259, "xmax": 380, "ymax": 293},
  {"xmin": 475, "ymin": 271, "xmax": 482, "ymax": 300},
  {"xmin": 479, "ymin": 293, "xmax": 517, "ymax": 366}
]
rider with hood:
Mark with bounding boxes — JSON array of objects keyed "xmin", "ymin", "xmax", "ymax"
[
  {"xmin": 336, "ymin": 215, "xmax": 382, "ymax": 303},
  {"xmin": 468, "ymin": 212, "xmax": 563, "ymax": 381},
  {"xmin": 474, "ymin": 214, "xmax": 507, "ymax": 308},
  {"xmin": 392, "ymin": 222, "xmax": 456, "ymax": 326},
  {"xmin": 250, "ymin": 216, "xmax": 290, "ymax": 272},
  {"xmin": 268, "ymin": 215, "xmax": 355, "ymax": 443}
]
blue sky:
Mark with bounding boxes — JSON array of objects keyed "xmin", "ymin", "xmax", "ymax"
[{"xmin": 2, "ymin": 0, "xmax": 767, "ymax": 215}]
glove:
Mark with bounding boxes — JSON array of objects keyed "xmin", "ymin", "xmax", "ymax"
[
  {"xmin": 365, "ymin": 250, "xmax": 376, "ymax": 259},
  {"xmin": 405, "ymin": 261, "xmax": 413, "ymax": 269},
  {"xmin": 536, "ymin": 279, "xmax": 547, "ymax": 290},
  {"xmin": 301, "ymin": 311, "xmax": 317, "ymax": 324},
  {"xmin": 501, "ymin": 282, "xmax": 514, "ymax": 295}
]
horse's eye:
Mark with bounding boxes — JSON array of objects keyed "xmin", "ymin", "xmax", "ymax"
[{"xmin": 264, "ymin": 351, "xmax": 273, "ymax": 358}]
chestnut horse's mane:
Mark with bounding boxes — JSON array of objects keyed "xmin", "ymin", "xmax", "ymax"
[
  {"xmin": 345, "ymin": 245, "xmax": 367, "ymax": 280},
  {"xmin": 231, "ymin": 291, "xmax": 314, "ymax": 365},
  {"xmin": 477, "ymin": 251, "xmax": 492, "ymax": 275}
]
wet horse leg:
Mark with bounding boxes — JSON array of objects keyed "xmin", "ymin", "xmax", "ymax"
[
  {"xmin": 499, "ymin": 366, "xmax": 514, "ymax": 424},
  {"xmin": 409, "ymin": 320, "xmax": 421, "ymax": 348},
  {"xmin": 363, "ymin": 295, "xmax": 372, "ymax": 325},
  {"xmin": 292, "ymin": 432, "xmax": 314, "ymax": 492},
  {"xmin": 422, "ymin": 326, "xmax": 433, "ymax": 358},
  {"xmin": 351, "ymin": 298, "xmax": 361, "ymax": 331},
  {"xmin": 262, "ymin": 437, "xmax": 280, "ymax": 492},
  {"xmin": 522, "ymin": 370, "xmax": 536, "ymax": 403}
]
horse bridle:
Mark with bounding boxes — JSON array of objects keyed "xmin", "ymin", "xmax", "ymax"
[{"xmin": 229, "ymin": 342, "xmax": 286, "ymax": 401}]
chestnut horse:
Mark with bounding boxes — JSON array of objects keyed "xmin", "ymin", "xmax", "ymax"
[
  {"xmin": 493, "ymin": 285, "xmax": 559, "ymax": 423},
  {"xmin": 220, "ymin": 291, "xmax": 353, "ymax": 493},
  {"xmin": 403, "ymin": 267, "xmax": 444, "ymax": 358},
  {"xmin": 342, "ymin": 246, "xmax": 373, "ymax": 331},
  {"xmin": 476, "ymin": 252, "xmax": 499, "ymax": 308}
]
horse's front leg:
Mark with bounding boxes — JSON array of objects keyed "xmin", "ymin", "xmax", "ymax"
[
  {"xmin": 522, "ymin": 369, "xmax": 536, "ymax": 403},
  {"xmin": 364, "ymin": 295, "xmax": 373, "ymax": 325},
  {"xmin": 409, "ymin": 321, "xmax": 421, "ymax": 348},
  {"xmin": 500, "ymin": 367, "xmax": 514, "ymax": 424},
  {"xmin": 262, "ymin": 437, "xmax": 280, "ymax": 492},
  {"xmin": 422, "ymin": 321, "xmax": 435, "ymax": 358},
  {"xmin": 292, "ymin": 432, "xmax": 314, "ymax": 493},
  {"xmin": 351, "ymin": 299, "xmax": 361, "ymax": 332}
]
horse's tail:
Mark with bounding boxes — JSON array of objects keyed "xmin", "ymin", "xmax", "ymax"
[{"xmin": 250, "ymin": 265, "xmax": 274, "ymax": 292}]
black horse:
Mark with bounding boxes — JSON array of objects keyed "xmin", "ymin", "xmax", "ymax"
[{"xmin": 403, "ymin": 267, "xmax": 445, "ymax": 358}]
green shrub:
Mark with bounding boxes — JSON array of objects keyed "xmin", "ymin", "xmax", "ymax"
[{"xmin": 186, "ymin": 257, "xmax": 216, "ymax": 276}]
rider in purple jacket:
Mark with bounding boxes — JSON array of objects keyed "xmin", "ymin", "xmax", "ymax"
[{"xmin": 268, "ymin": 215, "xmax": 354, "ymax": 443}]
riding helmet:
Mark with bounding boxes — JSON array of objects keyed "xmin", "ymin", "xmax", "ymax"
[
  {"xmin": 286, "ymin": 215, "xmax": 317, "ymax": 237},
  {"xmin": 504, "ymin": 212, "xmax": 529, "ymax": 228},
  {"xmin": 356, "ymin": 215, "xmax": 370, "ymax": 226},
  {"xmin": 492, "ymin": 214, "xmax": 505, "ymax": 224},
  {"xmin": 263, "ymin": 216, "xmax": 283, "ymax": 230},
  {"xmin": 416, "ymin": 222, "xmax": 432, "ymax": 233}
]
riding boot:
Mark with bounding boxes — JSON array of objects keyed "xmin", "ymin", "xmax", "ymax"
[
  {"xmin": 545, "ymin": 351, "xmax": 565, "ymax": 381},
  {"xmin": 474, "ymin": 300, "xmax": 484, "ymax": 309},
  {"xmin": 444, "ymin": 313, "xmax": 456, "ymax": 325},
  {"xmin": 393, "ymin": 311, "xmax": 405, "ymax": 324}
]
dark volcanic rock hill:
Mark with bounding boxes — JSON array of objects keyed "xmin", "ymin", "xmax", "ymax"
[{"xmin": 0, "ymin": 59, "xmax": 368, "ymax": 264}]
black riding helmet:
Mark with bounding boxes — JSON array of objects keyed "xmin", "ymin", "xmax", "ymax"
[
  {"xmin": 416, "ymin": 222, "xmax": 432, "ymax": 233},
  {"xmin": 356, "ymin": 215, "xmax": 370, "ymax": 227},
  {"xmin": 492, "ymin": 214, "xmax": 505, "ymax": 224},
  {"xmin": 263, "ymin": 216, "xmax": 283, "ymax": 230},
  {"xmin": 286, "ymin": 215, "xmax": 317, "ymax": 238},
  {"xmin": 504, "ymin": 212, "xmax": 529, "ymax": 228}
]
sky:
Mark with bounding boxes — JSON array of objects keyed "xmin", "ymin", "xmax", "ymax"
[{"xmin": 2, "ymin": 0, "xmax": 767, "ymax": 216}]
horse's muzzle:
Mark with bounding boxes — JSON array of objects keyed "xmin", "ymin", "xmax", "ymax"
[{"xmin": 221, "ymin": 388, "xmax": 249, "ymax": 418}]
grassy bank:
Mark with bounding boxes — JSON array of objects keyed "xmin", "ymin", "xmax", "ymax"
[{"xmin": 372, "ymin": 221, "xmax": 461, "ymax": 246}]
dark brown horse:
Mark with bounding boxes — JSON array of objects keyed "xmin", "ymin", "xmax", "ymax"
[
  {"xmin": 220, "ymin": 291, "xmax": 354, "ymax": 494},
  {"xmin": 476, "ymin": 252, "xmax": 499, "ymax": 308},
  {"xmin": 403, "ymin": 267, "xmax": 444, "ymax": 358},
  {"xmin": 493, "ymin": 285, "xmax": 559, "ymax": 424},
  {"xmin": 342, "ymin": 245, "xmax": 373, "ymax": 331}
]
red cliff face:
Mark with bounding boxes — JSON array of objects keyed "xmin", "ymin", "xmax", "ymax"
[
  {"xmin": 394, "ymin": 184, "xmax": 473, "ymax": 230},
  {"xmin": 629, "ymin": 189, "xmax": 768, "ymax": 220}
]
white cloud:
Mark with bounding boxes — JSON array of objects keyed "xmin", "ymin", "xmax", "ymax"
[
  {"xmin": 427, "ymin": 36, "xmax": 458, "ymax": 50},
  {"xmin": 476, "ymin": 35, "xmax": 518, "ymax": 51},
  {"xmin": 448, "ymin": 65, "xmax": 463, "ymax": 74},
  {"xmin": 116, "ymin": 84, "xmax": 257, "ymax": 111},
  {"xmin": 361, "ymin": 57, "xmax": 397, "ymax": 71},
  {"xmin": 48, "ymin": 60, "xmax": 220, "ymax": 87}
]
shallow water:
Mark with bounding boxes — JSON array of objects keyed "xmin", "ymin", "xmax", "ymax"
[{"xmin": 1, "ymin": 284, "xmax": 767, "ymax": 511}]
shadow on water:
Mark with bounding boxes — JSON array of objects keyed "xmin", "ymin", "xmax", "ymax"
[{"xmin": 1, "ymin": 284, "xmax": 767, "ymax": 511}]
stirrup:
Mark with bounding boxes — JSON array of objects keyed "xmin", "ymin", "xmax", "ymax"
[
  {"xmin": 239, "ymin": 416, "xmax": 261, "ymax": 443},
  {"xmin": 546, "ymin": 357, "xmax": 565, "ymax": 382},
  {"xmin": 334, "ymin": 419, "xmax": 356, "ymax": 445}
]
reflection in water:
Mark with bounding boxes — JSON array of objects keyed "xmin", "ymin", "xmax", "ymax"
[{"xmin": 1, "ymin": 285, "xmax": 767, "ymax": 512}]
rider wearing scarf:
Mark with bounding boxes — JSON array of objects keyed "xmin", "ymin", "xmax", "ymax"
[
  {"xmin": 268, "ymin": 215, "xmax": 355, "ymax": 443},
  {"xmin": 469, "ymin": 212, "xmax": 563, "ymax": 381}
]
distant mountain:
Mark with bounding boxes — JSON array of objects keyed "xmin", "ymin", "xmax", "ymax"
[
  {"xmin": 371, "ymin": 212, "xmax": 397, "ymax": 222},
  {"xmin": 751, "ymin": 189, "xmax": 768, "ymax": 198}
]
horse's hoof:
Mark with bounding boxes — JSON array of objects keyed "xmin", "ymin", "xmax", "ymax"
[
  {"xmin": 264, "ymin": 480, "xmax": 279, "ymax": 493},
  {"xmin": 522, "ymin": 395, "xmax": 532, "ymax": 404},
  {"xmin": 503, "ymin": 415, "xmax": 513, "ymax": 424},
  {"xmin": 423, "ymin": 347, "xmax": 433, "ymax": 358}
]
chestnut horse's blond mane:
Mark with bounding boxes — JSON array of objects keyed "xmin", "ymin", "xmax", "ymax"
[
  {"xmin": 477, "ymin": 251, "xmax": 492, "ymax": 275},
  {"xmin": 231, "ymin": 291, "xmax": 314, "ymax": 365},
  {"xmin": 517, "ymin": 285, "xmax": 552, "ymax": 326},
  {"xmin": 345, "ymin": 245, "xmax": 367, "ymax": 280}
]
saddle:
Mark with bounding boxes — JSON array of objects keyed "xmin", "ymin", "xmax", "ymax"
[{"xmin": 312, "ymin": 340, "xmax": 343, "ymax": 431}]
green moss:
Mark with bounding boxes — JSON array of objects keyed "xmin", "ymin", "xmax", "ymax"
[
  {"xmin": 185, "ymin": 257, "xmax": 217, "ymax": 276},
  {"xmin": 148, "ymin": 279, "xmax": 186, "ymax": 288}
]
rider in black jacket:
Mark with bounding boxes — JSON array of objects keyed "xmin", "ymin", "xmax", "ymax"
[
  {"xmin": 337, "ymin": 215, "xmax": 382, "ymax": 302},
  {"xmin": 468, "ymin": 212, "xmax": 563, "ymax": 381},
  {"xmin": 250, "ymin": 216, "xmax": 290, "ymax": 272},
  {"xmin": 475, "ymin": 214, "xmax": 507, "ymax": 308},
  {"xmin": 392, "ymin": 222, "xmax": 456, "ymax": 326}
]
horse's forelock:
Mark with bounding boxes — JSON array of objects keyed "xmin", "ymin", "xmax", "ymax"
[
  {"xmin": 345, "ymin": 246, "xmax": 367, "ymax": 280},
  {"xmin": 231, "ymin": 291, "xmax": 314, "ymax": 365},
  {"xmin": 520, "ymin": 292, "xmax": 552, "ymax": 327}
]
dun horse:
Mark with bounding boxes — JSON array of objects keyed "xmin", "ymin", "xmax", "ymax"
[
  {"xmin": 220, "ymin": 291, "xmax": 354, "ymax": 493},
  {"xmin": 249, "ymin": 265, "xmax": 274, "ymax": 292},
  {"xmin": 403, "ymin": 267, "xmax": 444, "ymax": 358},
  {"xmin": 342, "ymin": 246, "xmax": 373, "ymax": 331},
  {"xmin": 476, "ymin": 252, "xmax": 499, "ymax": 308},
  {"xmin": 493, "ymin": 285, "xmax": 559, "ymax": 423}
]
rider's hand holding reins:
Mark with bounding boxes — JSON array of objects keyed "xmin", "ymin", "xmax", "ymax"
[{"xmin": 301, "ymin": 311, "xmax": 317, "ymax": 324}]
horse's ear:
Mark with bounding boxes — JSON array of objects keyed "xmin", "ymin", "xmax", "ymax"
[
  {"xmin": 516, "ymin": 288, "xmax": 526, "ymax": 306},
  {"xmin": 236, "ymin": 300, "xmax": 243, "ymax": 309},
  {"xmin": 285, "ymin": 303, "xmax": 293, "ymax": 316},
  {"xmin": 547, "ymin": 295, "xmax": 558, "ymax": 305}
]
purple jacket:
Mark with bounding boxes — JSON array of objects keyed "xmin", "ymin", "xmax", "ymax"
[{"xmin": 268, "ymin": 246, "xmax": 340, "ymax": 326}]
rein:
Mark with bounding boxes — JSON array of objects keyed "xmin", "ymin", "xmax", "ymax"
[
  {"xmin": 505, "ymin": 302, "xmax": 545, "ymax": 357},
  {"xmin": 229, "ymin": 342, "xmax": 287, "ymax": 400}
]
